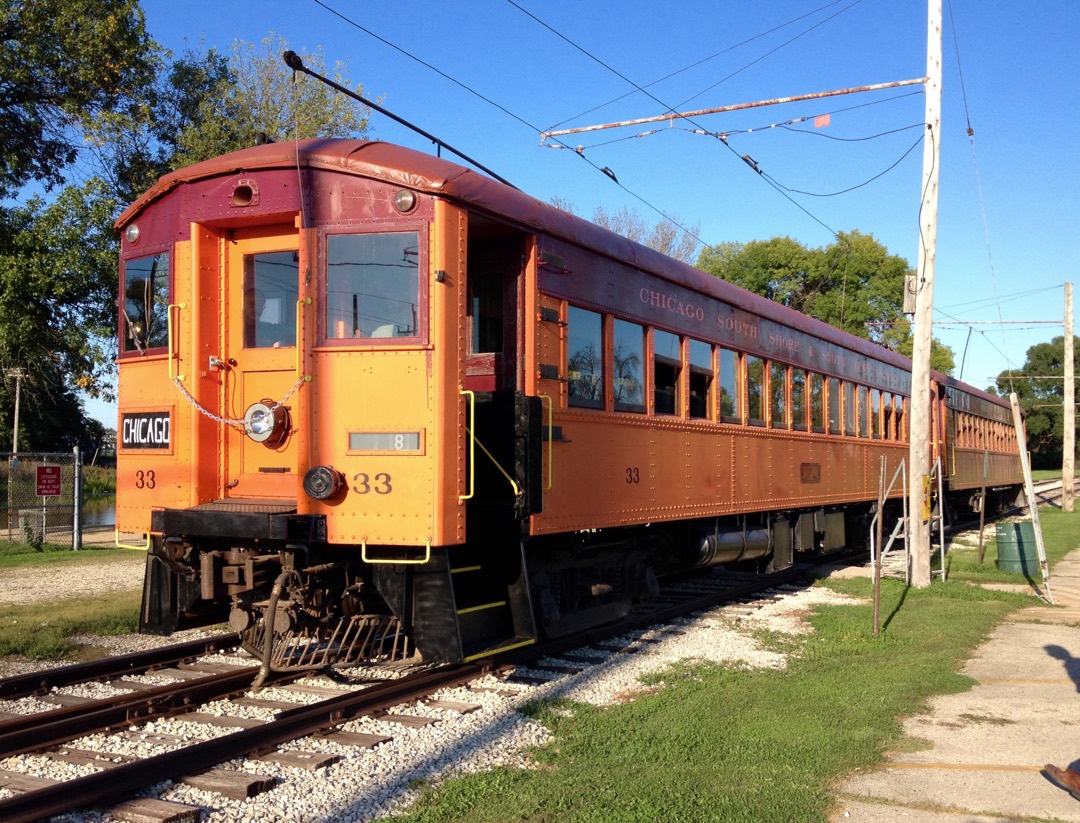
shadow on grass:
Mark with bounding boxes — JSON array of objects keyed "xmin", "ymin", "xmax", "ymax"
[{"xmin": 881, "ymin": 579, "xmax": 910, "ymax": 632}]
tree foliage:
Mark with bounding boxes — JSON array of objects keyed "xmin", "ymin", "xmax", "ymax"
[
  {"xmin": 0, "ymin": 0, "xmax": 153, "ymax": 197},
  {"xmin": 1, "ymin": 21, "xmax": 371, "ymax": 450},
  {"xmin": 698, "ymin": 232, "xmax": 955, "ymax": 374},
  {"xmin": 992, "ymin": 336, "xmax": 1078, "ymax": 468},
  {"xmin": 170, "ymin": 34, "xmax": 371, "ymax": 168}
]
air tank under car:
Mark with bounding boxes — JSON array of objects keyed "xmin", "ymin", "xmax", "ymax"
[{"xmin": 692, "ymin": 524, "xmax": 773, "ymax": 567}]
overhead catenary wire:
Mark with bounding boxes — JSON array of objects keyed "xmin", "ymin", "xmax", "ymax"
[
  {"xmin": 308, "ymin": 0, "xmax": 707, "ymax": 247},
  {"xmin": 543, "ymin": 0, "xmax": 862, "ymax": 131}
]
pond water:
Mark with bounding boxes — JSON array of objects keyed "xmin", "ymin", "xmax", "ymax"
[{"xmin": 83, "ymin": 497, "xmax": 116, "ymax": 527}]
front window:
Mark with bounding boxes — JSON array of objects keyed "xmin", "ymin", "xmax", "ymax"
[
  {"xmin": 122, "ymin": 252, "xmax": 170, "ymax": 353},
  {"xmin": 326, "ymin": 232, "xmax": 420, "ymax": 339},
  {"xmin": 244, "ymin": 251, "xmax": 299, "ymax": 348}
]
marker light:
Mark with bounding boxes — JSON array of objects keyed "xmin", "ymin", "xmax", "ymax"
[
  {"xmin": 393, "ymin": 189, "xmax": 417, "ymax": 213},
  {"xmin": 304, "ymin": 465, "xmax": 345, "ymax": 501},
  {"xmin": 243, "ymin": 400, "xmax": 289, "ymax": 445}
]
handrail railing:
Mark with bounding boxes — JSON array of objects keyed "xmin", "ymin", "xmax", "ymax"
[
  {"xmin": 539, "ymin": 394, "xmax": 553, "ymax": 491},
  {"xmin": 459, "ymin": 390, "xmax": 475, "ymax": 502},
  {"xmin": 361, "ymin": 540, "xmax": 432, "ymax": 565},
  {"xmin": 166, "ymin": 302, "xmax": 187, "ymax": 381}
]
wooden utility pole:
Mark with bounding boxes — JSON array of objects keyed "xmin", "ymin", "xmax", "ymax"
[
  {"xmin": 7, "ymin": 368, "xmax": 24, "ymax": 455},
  {"xmin": 1065, "ymin": 281, "xmax": 1075, "ymax": 512},
  {"xmin": 908, "ymin": 0, "xmax": 943, "ymax": 588}
]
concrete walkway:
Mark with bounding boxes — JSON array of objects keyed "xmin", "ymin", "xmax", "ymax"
[{"xmin": 830, "ymin": 551, "xmax": 1080, "ymax": 822}]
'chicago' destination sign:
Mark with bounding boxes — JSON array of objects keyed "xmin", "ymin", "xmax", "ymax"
[{"xmin": 121, "ymin": 411, "xmax": 171, "ymax": 449}]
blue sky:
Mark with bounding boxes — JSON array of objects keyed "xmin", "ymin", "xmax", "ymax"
[{"xmin": 87, "ymin": 0, "xmax": 1079, "ymax": 424}]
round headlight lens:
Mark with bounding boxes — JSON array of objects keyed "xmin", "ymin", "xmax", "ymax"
[
  {"xmin": 304, "ymin": 465, "xmax": 345, "ymax": 501},
  {"xmin": 124, "ymin": 223, "xmax": 140, "ymax": 244},
  {"xmin": 243, "ymin": 400, "xmax": 288, "ymax": 444}
]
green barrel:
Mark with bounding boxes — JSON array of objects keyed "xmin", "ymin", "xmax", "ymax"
[{"xmin": 995, "ymin": 522, "xmax": 1038, "ymax": 574}]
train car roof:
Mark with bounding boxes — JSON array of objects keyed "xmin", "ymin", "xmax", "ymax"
[{"xmin": 117, "ymin": 138, "xmax": 1008, "ymax": 410}]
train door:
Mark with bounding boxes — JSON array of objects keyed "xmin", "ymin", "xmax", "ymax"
[{"xmin": 222, "ymin": 226, "xmax": 301, "ymax": 499}]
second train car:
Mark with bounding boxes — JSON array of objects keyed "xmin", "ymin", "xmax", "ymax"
[{"xmin": 115, "ymin": 138, "xmax": 1023, "ymax": 672}]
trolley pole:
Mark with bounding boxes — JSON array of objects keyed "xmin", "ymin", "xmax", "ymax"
[
  {"xmin": 908, "ymin": 0, "xmax": 942, "ymax": 589},
  {"xmin": 1065, "ymin": 282, "xmax": 1074, "ymax": 512}
]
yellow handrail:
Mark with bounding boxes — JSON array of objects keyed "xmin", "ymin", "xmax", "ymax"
[
  {"xmin": 361, "ymin": 540, "xmax": 432, "ymax": 565},
  {"xmin": 539, "ymin": 394, "xmax": 553, "ymax": 491},
  {"xmin": 460, "ymin": 389, "xmax": 475, "ymax": 502},
  {"xmin": 468, "ymin": 429, "xmax": 523, "ymax": 497},
  {"xmin": 115, "ymin": 530, "xmax": 152, "ymax": 551},
  {"xmin": 167, "ymin": 302, "xmax": 187, "ymax": 381}
]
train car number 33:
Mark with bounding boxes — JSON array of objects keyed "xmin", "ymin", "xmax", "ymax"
[{"xmin": 353, "ymin": 472, "xmax": 392, "ymax": 495}]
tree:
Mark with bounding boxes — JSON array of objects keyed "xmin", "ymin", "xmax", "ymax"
[
  {"xmin": 1, "ymin": 29, "xmax": 372, "ymax": 451},
  {"xmin": 552, "ymin": 198, "xmax": 701, "ymax": 264},
  {"xmin": 993, "ymin": 336, "xmax": 1079, "ymax": 468},
  {"xmin": 698, "ymin": 232, "xmax": 955, "ymax": 374},
  {"xmin": 0, "ymin": 0, "xmax": 154, "ymax": 197},
  {"xmin": 170, "ymin": 34, "xmax": 372, "ymax": 167}
]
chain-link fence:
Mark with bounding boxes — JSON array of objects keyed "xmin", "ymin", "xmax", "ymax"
[{"xmin": 1, "ymin": 450, "xmax": 85, "ymax": 549}]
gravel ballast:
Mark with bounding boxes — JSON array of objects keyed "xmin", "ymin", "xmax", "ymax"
[{"xmin": 0, "ymin": 557, "xmax": 863, "ymax": 821}]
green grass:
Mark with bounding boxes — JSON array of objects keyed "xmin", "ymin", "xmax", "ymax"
[
  {"xmin": 0, "ymin": 541, "xmax": 142, "ymax": 659},
  {"xmin": 942, "ymin": 506, "xmax": 1074, "ymax": 585},
  {"xmin": 389, "ymin": 580, "xmax": 1032, "ymax": 823},
  {"xmin": 82, "ymin": 465, "xmax": 116, "ymax": 497},
  {"xmin": 0, "ymin": 591, "xmax": 140, "ymax": 660},
  {"xmin": 385, "ymin": 509, "xmax": 1080, "ymax": 823},
  {"xmin": 0, "ymin": 540, "xmax": 134, "ymax": 567}
]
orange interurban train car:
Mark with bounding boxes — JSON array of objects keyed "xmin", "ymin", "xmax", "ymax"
[{"xmin": 115, "ymin": 139, "xmax": 1023, "ymax": 672}]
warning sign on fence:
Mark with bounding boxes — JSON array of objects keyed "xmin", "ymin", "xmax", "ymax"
[{"xmin": 36, "ymin": 465, "xmax": 62, "ymax": 496}]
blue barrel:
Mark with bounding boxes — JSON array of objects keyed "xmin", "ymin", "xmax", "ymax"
[{"xmin": 995, "ymin": 522, "xmax": 1038, "ymax": 574}]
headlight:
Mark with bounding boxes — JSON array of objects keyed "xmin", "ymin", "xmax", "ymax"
[
  {"xmin": 304, "ymin": 465, "xmax": 345, "ymax": 501},
  {"xmin": 243, "ymin": 400, "xmax": 289, "ymax": 445}
]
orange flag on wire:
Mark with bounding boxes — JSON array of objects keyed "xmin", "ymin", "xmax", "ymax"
[{"xmin": 814, "ymin": 114, "xmax": 831, "ymax": 128}]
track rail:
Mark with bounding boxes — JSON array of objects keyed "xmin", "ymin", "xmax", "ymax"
[
  {"xmin": 0, "ymin": 666, "xmax": 296, "ymax": 760},
  {"xmin": 0, "ymin": 565, "xmax": 810, "ymax": 821},
  {"xmin": 0, "ymin": 634, "xmax": 240, "ymax": 699},
  {"xmin": 0, "ymin": 664, "xmax": 485, "ymax": 823}
]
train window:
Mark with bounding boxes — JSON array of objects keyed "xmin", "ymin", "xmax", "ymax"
[
  {"xmin": 843, "ymin": 382, "xmax": 856, "ymax": 436},
  {"xmin": 121, "ymin": 252, "xmax": 170, "ymax": 353},
  {"xmin": 244, "ymin": 251, "xmax": 299, "ymax": 349},
  {"xmin": 896, "ymin": 397, "xmax": 907, "ymax": 441},
  {"xmin": 811, "ymin": 374, "xmax": 825, "ymax": 432},
  {"xmin": 568, "ymin": 306, "xmax": 604, "ymax": 408},
  {"xmin": 858, "ymin": 386, "xmax": 869, "ymax": 438},
  {"xmin": 882, "ymin": 392, "xmax": 894, "ymax": 440},
  {"xmin": 653, "ymin": 330, "xmax": 681, "ymax": 416},
  {"xmin": 792, "ymin": 370, "xmax": 807, "ymax": 431},
  {"xmin": 827, "ymin": 378, "xmax": 841, "ymax": 434},
  {"xmin": 614, "ymin": 319, "xmax": 645, "ymax": 413},
  {"xmin": 688, "ymin": 340, "xmax": 712, "ymax": 419},
  {"xmin": 769, "ymin": 362, "xmax": 788, "ymax": 429},
  {"xmin": 719, "ymin": 348, "xmax": 740, "ymax": 422},
  {"xmin": 326, "ymin": 232, "xmax": 420, "ymax": 339},
  {"xmin": 871, "ymin": 389, "xmax": 881, "ymax": 439},
  {"xmin": 746, "ymin": 356, "xmax": 765, "ymax": 426}
]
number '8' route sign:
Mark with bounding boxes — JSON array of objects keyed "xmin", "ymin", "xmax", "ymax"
[{"xmin": 36, "ymin": 465, "xmax": 62, "ymax": 497}]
